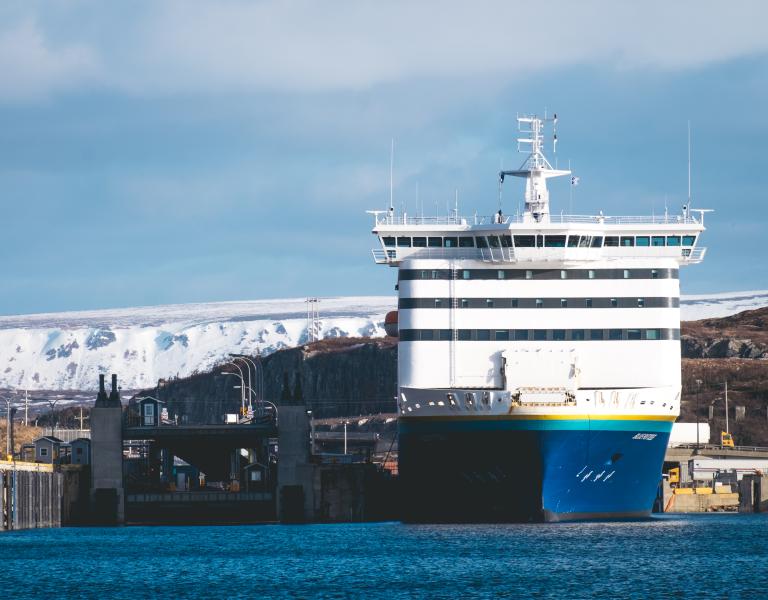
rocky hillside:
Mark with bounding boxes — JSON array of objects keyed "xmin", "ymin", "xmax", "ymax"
[{"xmin": 682, "ymin": 307, "xmax": 768, "ymax": 359}]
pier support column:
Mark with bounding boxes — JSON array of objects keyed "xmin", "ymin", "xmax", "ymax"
[
  {"xmin": 90, "ymin": 374, "xmax": 125, "ymax": 524},
  {"xmin": 277, "ymin": 405, "xmax": 314, "ymax": 522}
]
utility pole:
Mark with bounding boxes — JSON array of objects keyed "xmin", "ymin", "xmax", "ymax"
[
  {"xmin": 724, "ymin": 380, "xmax": 729, "ymax": 435},
  {"xmin": 47, "ymin": 398, "xmax": 59, "ymax": 437},
  {"xmin": 4, "ymin": 397, "xmax": 15, "ymax": 460},
  {"xmin": 78, "ymin": 407, "xmax": 89, "ymax": 431}
]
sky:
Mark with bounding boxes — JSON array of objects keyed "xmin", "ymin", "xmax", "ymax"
[{"xmin": 1, "ymin": 1, "xmax": 767, "ymax": 316}]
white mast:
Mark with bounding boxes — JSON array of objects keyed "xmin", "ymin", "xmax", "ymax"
[{"xmin": 499, "ymin": 112, "xmax": 570, "ymax": 223}]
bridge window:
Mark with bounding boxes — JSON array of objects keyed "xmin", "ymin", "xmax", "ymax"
[
  {"xmin": 560, "ymin": 270, "xmax": 567, "ymax": 279},
  {"xmin": 431, "ymin": 270, "xmax": 440, "ymax": 279},
  {"xmin": 585, "ymin": 298, "xmax": 593, "ymax": 308},
  {"xmin": 553, "ymin": 329, "xmax": 566, "ymax": 340},
  {"xmin": 397, "ymin": 237, "xmax": 411, "ymax": 247},
  {"xmin": 475, "ymin": 236, "xmax": 489, "ymax": 248},
  {"xmin": 652, "ymin": 236, "xmax": 665, "ymax": 246},
  {"xmin": 560, "ymin": 299, "xmax": 568, "ymax": 308},
  {"xmin": 434, "ymin": 299, "xmax": 443, "ymax": 308},
  {"xmin": 637, "ymin": 298, "xmax": 645, "ymax": 308},
  {"xmin": 651, "ymin": 269, "xmax": 659, "ymax": 279},
  {"xmin": 497, "ymin": 270, "xmax": 505, "ymax": 280},
  {"xmin": 525, "ymin": 270, "xmax": 533, "ymax": 280},
  {"xmin": 588, "ymin": 270, "xmax": 595, "ymax": 279},
  {"xmin": 682, "ymin": 235, "xmax": 696, "ymax": 246},
  {"xmin": 421, "ymin": 330, "xmax": 434, "ymax": 340},
  {"xmin": 604, "ymin": 236, "xmax": 619, "ymax": 247},
  {"xmin": 382, "ymin": 236, "xmax": 395, "ymax": 247},
  {"xmin": 646, "ymin": 329, "xmax": 661, "ymax": 340},
  {"xmin": 590, "ymin": 329, "xmax": 604, "ymax": 340},
  {"xmin": 488, "ymin": 236, "xmax": 501, "ymax": 248},
  {"xmin": 536, "ymin": 235, "xmax": 544, "ymax": 247},
  {"xmin": 536, "ymin": 299, "xmax": 544, "ymax": 308},
  {"xmin": 462, "ymin": 270, "xmax": 471, "ymax": 280},
  {"xmin": 477, "ymin": 329, "xmax": 491, "ymax": 341},
  {"xmin": 623, "ymin": 269, "xmax": 630, "ymax": 279},
  {"xmin": 486, "ymin": 299, "xmax": 495, "ymax": 308},
  {"xmin": 636, "ymin": 236, "xmax": 650, "ymax": 246},
  {"xmin": 572, "ymin": 330, "xmax": 585, "ymax": 340},
  {"xmin": 444, "ymin": 237, "xmax": 458, "ymax": 248},
  {"xmin": 590, "ymin": 236, "xmax": 603, "ymax": 247},
  {"xmin": 439, "ymin": 330, "xmax": 452, "ymax": 341},
  {"xmin": 458, "ymin": 329, "xmax": 471, "ymax": 340},
  {"xmin": 428, "ymin": 237, "xmax": 442, "ymax": 247},
  {"xmin": 611, "ymin": 298, "xmax": 618, "ymax": 307},
  {"xmin": 609, "ymin": 329, "xmax": 623, "ymax": 340},
  {"xmin": 579, "ymin": 236, "xmax": 591, "ymax": 248},
  {"xmin": 511, "ymin": 299, "xmax": 519, "ymax": 308},
  {"xmin": 567, "ymin": 235, "xmax": 580, "ymax": 248},
  {"xmin": 412, "ymin": 237, "xmax": 427, "ymax": 247},
  {"xmin": 533, "ymin": 330, "xmax": 547, "ymax": 340},
  {"xmin": 545, "ymin": 235, "xmax": 566, "ymax": 247},
  {"xmin": 514, "ymin": 235, "xmax": 535, "ymax": 247},
  {"xmin": 500, "ymin": 235, "xmax": 513, "ymax": 247},
  {"xmin": 459, "ymin": 236, "xmax": 475, "ymax": 247},
  {"xmin": 495, "ymin": 330, "xmax": 509, "ymax": 341},
  {"xmin": 515, "ymin": 330, "xmax": 529, "ymax": 340},
  {"xmin": 627, "ymin": 329, "xmax": 642, "ymax": 340},
  {"xmin": 620, "ymin": 236, "xmax": 634, "ymax": 247},
  {"xmin": 667, "ymin": 236, "xmax": 681, "ymax": 246},
  {"xmin": 461, "ymin": 299, "xmax": 469, "ymax": 308}
]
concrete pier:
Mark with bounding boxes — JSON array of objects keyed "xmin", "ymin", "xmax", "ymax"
[{"xmin": 90, "ymin": 374, "xmax": 125, "ymax": 523}]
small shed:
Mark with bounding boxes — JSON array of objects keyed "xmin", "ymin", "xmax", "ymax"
[
  {"xmin": 70, "ymin": 438, "xmax": 91, "ymax": 465},
  {"xmin": 34, "ymin": 436, "xmax": 66, "ymax": 464},
  {"xmin": 138, "ymin": 397, "xmax": 165, "ymax": 426}
]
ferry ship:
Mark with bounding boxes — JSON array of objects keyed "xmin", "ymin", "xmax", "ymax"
[{"xmin": 369, "ymin": 113, "xmax": 708, "ymax": 522}]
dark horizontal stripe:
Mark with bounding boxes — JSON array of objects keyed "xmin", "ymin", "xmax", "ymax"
[
  {"xmin": 399, "ymin": 328, "xmax": 680, "ymax": 342},
  {"xmin": 399, "ymin": 297, "xmax": 679, "ymax": 309},
  {"xmin": 399, "ymin": 268, "xmax": 679, "ymax": 281}
]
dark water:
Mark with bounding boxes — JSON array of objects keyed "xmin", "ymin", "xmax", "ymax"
[{"xmin": 1, "ymin": 515, "xmax": 767, "ymax": 599}]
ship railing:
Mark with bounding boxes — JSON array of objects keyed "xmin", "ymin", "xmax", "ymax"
[
  {"xmin": 371, "ymin": 247, "xmax": 516, "ymax": 264},
  {"xmin": 373, "ymin": 213, "xmax": 701, "ymax": 227},
  {"xmin": 672, "ymin": 442, "xmax": 768, "ymax": 453}
]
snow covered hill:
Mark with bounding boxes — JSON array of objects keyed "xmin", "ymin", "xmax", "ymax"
[{"xmin": 1, "ymin": 292, "xmax": 767, "ymax": 392}]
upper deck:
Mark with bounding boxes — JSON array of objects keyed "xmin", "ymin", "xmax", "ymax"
[
  {"xmin": 368, "ymin": 113, "xmax": 709, "ymax": 267},
  {"xmin": 371, "ymin": 212, "xmax": 707, "ymax": 266}
]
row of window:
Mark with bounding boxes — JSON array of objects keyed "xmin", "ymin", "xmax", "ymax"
[
  {"xmin": 399, "ymin": 268, "xmax": 679, "ymax": 281},
  {"xmin": 399, "ymin": 328, "xmax": 680, "ymax": 342},
  {"xmin": 382, "ymin": 234, "xmax": 697, "ymax": 249},
  {"xmin": 398, "ymin": 297, "xmax": 679, "ymax": 309}
]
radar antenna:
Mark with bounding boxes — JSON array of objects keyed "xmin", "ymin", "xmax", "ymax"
[{"xmin": 498, "ymin": 112, "xmax": 570, "ymax": 223}]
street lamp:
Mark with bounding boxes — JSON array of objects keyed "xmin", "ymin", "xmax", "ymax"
[
  {"xmin": 695, "ymin": 379, "xmax": 703, "ymax": 454},
  {"xmin": 2, "ymin": 395, "xmax": 16, "ymax": 460},
  {"xmin": 222, "ymin": 362, "xmax": 247, "ymax": 412},
  {"xmin": 233, "ymin": 384, "xmax": 278, "ymax": 423},
  {"xmin": 230, "ymin": 354, "xmax": 264, "ymax": 413}
]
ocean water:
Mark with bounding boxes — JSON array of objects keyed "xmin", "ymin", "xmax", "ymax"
[{"xmin": 1, "ymin": 515, "xmax": 766, "ymax": 599}]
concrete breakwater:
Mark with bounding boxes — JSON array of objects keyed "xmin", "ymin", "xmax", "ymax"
[{"xmin": 1, "ymin": 461, "xmax": 63, "ymax": 531}]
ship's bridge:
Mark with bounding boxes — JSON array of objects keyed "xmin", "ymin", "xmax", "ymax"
[{"xmin": 370, "ymin": 212, "xmax": 706, "ymax": 266}]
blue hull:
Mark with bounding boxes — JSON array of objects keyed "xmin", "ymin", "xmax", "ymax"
[{"xmin": 398, "ymin": 417, "xmax": 672, "ymax": 522}]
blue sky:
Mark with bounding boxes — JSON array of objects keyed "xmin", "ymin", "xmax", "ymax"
[{"xmin": 1, "ymin": 1, "xmax": 767, "ymax": 316}]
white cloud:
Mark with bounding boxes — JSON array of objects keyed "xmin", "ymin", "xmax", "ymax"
[
  {"xmin": 1, "ymin": 1, "xmax": 767, "ymax": 100},
  {"xmin": 0, "ymin": 19, "xmax": 100, "ymax": 100}
]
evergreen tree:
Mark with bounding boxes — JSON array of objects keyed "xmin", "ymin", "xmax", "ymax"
[{"xmin": 292, "ymin": 375, "xmax": 304, "ymax": 404}]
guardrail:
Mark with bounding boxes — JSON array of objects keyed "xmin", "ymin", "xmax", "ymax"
[
  {"xmin": 373, "ymin": 213, "xmax": 701, "ymax": 226},
  {"xmin": 672, "ymin": 443, "xmax": 768, "ymax": 453}
]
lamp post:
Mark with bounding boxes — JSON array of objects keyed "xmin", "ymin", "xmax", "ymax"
[
  {"xmin": 3, "ymin": 396, "xmax": 15, "ymax": 460},
  {"xmin": 230, "ymin": 354, "xmax": 264, "ymax": 413},
  {"xmin": 695, "ymin": 379, "xmax": 703, "ymax": 454},
  {"xmin": 233, "ymin": 384, "xmax": 278, "ymax": 424},
  {"xmin": 222, "ymin": 362, "xmax": 247, "ymax": 413}
]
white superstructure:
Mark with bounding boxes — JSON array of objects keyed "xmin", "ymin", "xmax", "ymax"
[{"xmin": 370, "ymin": 113, "xmax": 707, "ymax": 423}]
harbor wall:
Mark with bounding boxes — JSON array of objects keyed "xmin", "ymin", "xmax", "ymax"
[{"xmin": 0, "ymin": 461, "xmax": 63, "ymax": 531}]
